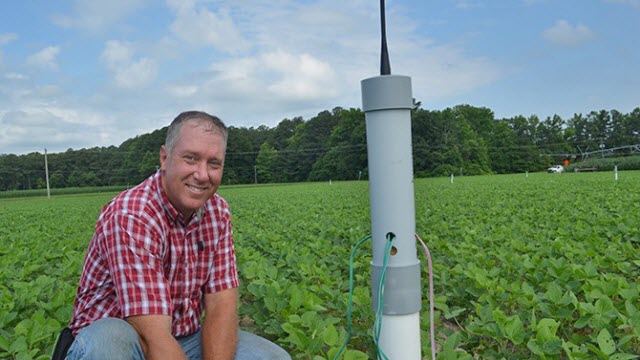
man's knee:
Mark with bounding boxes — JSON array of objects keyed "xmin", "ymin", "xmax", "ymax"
[
  {"xmin": 236, "ymin": 331, "xmax": 291, "ymax": 360},
  {"xmin": 67, "ymin": 318, "xmax": 144, "ymax": 360}
]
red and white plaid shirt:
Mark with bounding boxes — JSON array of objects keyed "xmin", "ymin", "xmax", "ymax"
[{"xmin": 69, "ymin": 171, "xmax": 239, "ymax": 337}]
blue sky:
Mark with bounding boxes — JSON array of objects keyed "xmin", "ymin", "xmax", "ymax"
[{"xmin": 1, "ymin": 0, "xmax": 639, "ymax": 155}]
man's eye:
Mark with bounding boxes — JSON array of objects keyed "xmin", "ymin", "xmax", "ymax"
[{"xmin": 184, "ymin": 156, "xmax": 196, "ymax": 163}]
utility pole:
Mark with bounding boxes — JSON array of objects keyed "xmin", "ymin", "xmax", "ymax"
[
  {"xmin": 44, "ymin": 148, "xmax": 51, "ymax": 199},
  {"xmin": 361, "ymin": 1, "xmax": 421, "ymax": 358}
]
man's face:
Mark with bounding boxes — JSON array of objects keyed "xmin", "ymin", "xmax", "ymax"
[{"xmin": 160, "ymin": 120, "xmax": 225, "ymax": 218}]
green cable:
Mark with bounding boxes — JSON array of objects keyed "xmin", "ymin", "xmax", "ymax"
[
  {"xmin": 372, "ymin": 233, "xmax": 395, "ymax": 360},
  {"xmin": 333, "ymin": 234, "xmax": 372, "ymax": 360},
  {"xmin": 333, "ymin": 233, "xmax": 396, "ymax": 360}
]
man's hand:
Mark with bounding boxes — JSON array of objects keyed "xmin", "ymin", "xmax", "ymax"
[
  {"xmin": 202, "ymin": 288, "xmax": 238, "ymax": 360},
  {"xmin": 126, "ymin": 314, "xmax": 187, "ymax": 360}
]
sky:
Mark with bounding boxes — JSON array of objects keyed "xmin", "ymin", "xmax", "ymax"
[{"xmin": 1, "ymin": 0, "xmax": 639, "ymax": 155}]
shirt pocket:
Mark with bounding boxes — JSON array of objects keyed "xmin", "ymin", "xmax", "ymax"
[{"xmin": 191, "ymin": 240, "xmax": 215, "ymax": 294}]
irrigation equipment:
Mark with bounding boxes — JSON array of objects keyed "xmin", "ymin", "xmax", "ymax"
[{"xmin": 360, "ymin": 1, "xmax": 422, "ymax": 358}]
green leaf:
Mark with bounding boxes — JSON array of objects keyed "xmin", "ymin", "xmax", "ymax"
[
  {"xmin": 522, "ymin": 282, "xmax": 535, "ymax": 296},
  {"xmin": 574, "ymin": 316, "xmax": 590, "ymax": 329},
  {"xmin": 527, "ymin": 338, "xmax": 544, "ymax": 357},
  {"xmin": 344, "ymin": 349, "xmax": 369, "ymax": 360},
  {"xmin": 544, "ymin": 283, "xmax": 563, "ymax": 303},
  {"xmin": 288, "ymin": 314, "xmax": 302, "ymax": 324},
  {"xmin": 17, "ymin": 352, "xmax": 34, "ymax": 360},
  {"xmin": 587, "ymin": 343, "xmax": 608, "ymax": 358},
  {"xmin": 310, "ymin": 303, "xmax": 328, "ymax": 311},
  {"xmin": 322, "ymin": 324, "xmax": 339, "ymax": 347},
  {"xmin": 289, "ymin": 286, "xmax": 303, "ymax": 310},
  {"xmin": 561, "ymin": 340, "xmax": 583, "ymax": 360},
  {"xmin": 326, "ymin": 347, "xmax": 340, "ymax": 360},
  {"xmin": 535, "ymin": 318, "xmax": 559, "ymax": 343},
  {"xmin": 609, "ymin": 354, "xmax": 639, "ymax": 360},
  {"xmin": 505, "ymin": 315, "xmax": 525, "ymax": 345},
  {"xmin": 0, "ymin": 335, "xmax": 9, "ymax": 352},
  {"xmin": 597, "ymin": 328, "xmax": 616, "ymax": 356},
  {"xmin": 8, "ymin": 336, "xmax": 27, "ymax": 353},
  {"xmin": 542, "ymin": 340, "xmax": 563, "ymax": 355}
]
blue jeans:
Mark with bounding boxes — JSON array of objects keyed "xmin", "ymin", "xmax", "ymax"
[{"xmin": 66, "ymin": 318, "xmax": 291, "ymax": 360}]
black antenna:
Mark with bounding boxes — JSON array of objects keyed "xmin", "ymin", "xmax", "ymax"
[{"xmin": 380, "ymin": 0, "xmax": 391, "ymax": 75}]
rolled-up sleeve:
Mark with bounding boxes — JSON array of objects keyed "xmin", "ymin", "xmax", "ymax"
[{"xmin": 205, "ymin": 202, "xmax": 239, "ymax": 293}]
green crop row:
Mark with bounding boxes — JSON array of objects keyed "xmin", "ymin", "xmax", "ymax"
[
  {"xmin": 1, "ymin": 171, "xmax": 639, "ymax": 359},
  {"xmin": 0, "ymin": 186, "xmax": 128, "ymax": 199}
]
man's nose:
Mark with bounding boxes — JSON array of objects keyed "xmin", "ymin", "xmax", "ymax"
[{"xmin": 193, "ymin": 161, "xmax": 208, "ymax": 180}]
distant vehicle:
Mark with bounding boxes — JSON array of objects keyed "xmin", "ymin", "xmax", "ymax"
[{"xmin": 547, "ymin": 165, "xmax": 565, "ymax": 173}]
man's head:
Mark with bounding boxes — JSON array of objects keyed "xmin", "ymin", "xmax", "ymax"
[{"xmin": 160, "ymin": 111, "xmax": 227, "ymax": 218}]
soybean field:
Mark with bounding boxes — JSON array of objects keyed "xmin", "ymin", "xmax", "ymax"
[{"xmin": 1, "ymin": 171, "xmax": 640, "ymax": 359}]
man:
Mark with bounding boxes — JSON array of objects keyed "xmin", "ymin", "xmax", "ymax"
[{"xmin": 61, "ymin": 111, "xmax": 290, "ymax": 359}]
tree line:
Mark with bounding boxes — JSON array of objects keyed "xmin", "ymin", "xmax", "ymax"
[{"xmin": 1, "ymin": 104, "xmax": 639, "ymax": 191}]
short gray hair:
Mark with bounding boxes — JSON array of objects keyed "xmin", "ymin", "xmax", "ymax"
[{"xmin": 165, "ymin": 111, "xmax": 228, "ymax": 154}]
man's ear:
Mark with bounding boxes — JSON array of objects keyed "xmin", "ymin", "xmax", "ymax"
[{"xmin": 159, "ymin": 145, "xmax": 168, "ymax": 170}]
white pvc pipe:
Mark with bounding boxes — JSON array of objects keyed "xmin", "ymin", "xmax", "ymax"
[
  {"xmin": 378, "ymin": 313, "xmax": 422, "ymax": 359},
  {"xmin": 362, "ymin": 74, "xmax": 421, "ymax": 360}
]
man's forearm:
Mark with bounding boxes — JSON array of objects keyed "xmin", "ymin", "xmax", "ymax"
[
  {"xmin": 202, "ymin": 308, "xmax": 238, "ymax": 360},
  {"xmin": 202, "ymin": 289, "xmax": 239, "ymax": 360},
  {"xmin": 144, "ymin": 336, "xmax": 187, "ymax": 360},
  {"xmin": 127, "ymin": 315, "xmax": 187, "ymax": 360}
]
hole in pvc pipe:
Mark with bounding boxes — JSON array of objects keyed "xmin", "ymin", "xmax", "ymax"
[{"xmin": 386, "ymin": 232, "xmax": 397, "ymax": 256}]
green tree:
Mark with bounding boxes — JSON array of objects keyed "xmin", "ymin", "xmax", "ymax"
[
  {"xmin": 281, "ymin": 110, "xmax": 340, "ymax": 182},
  {"xmin": 537, "ymin": 115, "xmax": 571, "ymax": 155},
  {"xmin": 506, "ymin": 115, "xmax": 545, "ymax": 172},
  {"xmin": 225, "ymin": 127, "xmax": 256, "ymax": 184},
  {"xmin": 587, "ymin": 110, "xmax": 612, "ymax": 148},
  {"xmin": 255, "ymin": 143, "xmax": 278, "ymax": 183},
  {"xmin": 309, "ymin": 108, "xmax": 367, "ymax": 181},
  {"xmin": 487, "ymin": 120, "xmax": 519, "ymax": 174}
]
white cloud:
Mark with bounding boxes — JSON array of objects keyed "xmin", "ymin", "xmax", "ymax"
[
  {"xmin": 165, "ymin": 0, "xmax": 195, "ymax": 13},
  {"xmin": 52, "ymin": 0, "xmax": 147, "ymax": 32},
  {"xmin": 154, "ymin": 1, "xmax": 503, "ymax": 127},
  {"xmin": 0, "ymin": 33, "xmax": 18, "ymax": 46},
  {"xmin": 4, "ymin": 73, "xmax": 28, "ymax": 80},
  {"xmin": 26, "ymin": 46, "xmax": 61, "ymax": 69},
  {"xmin": 101, "ymin": 40, "xmax": 132, "ymax": 64},
  {"xmin": 204, "ymin": 50, "xmax": 337, "ymax": 102},
  {"xmin": 263, "ymin": 51, "xmax": 337, "ymax": 100},
  {"xmin": 114, "ymin": 58, "xmax": 157, "ymax": 89},
  {"xmin": 168, "ymin": 3, "xmax": 248, "ymax": 53},
  {"xmin": 0, "ymin": 107, "xmax": 112, "ymax": 153},
  {"xmin": 166, "ymin": 84, "xmax": 198, "ymax": 98},
  {"xmin": 605, "ymin": 0, "xmax": 640, "ymax": 8},
  {"xmin": 455, "ymin": 0, "xmax": 482, "ymax": 9},
  {"xmin": 2, "ymin": 0, "xmax": 510, "ymax": 154},
  {"xmin": 101, "ymin": 40, "xmax": 157, "ymax": 89},
  {"xmin": 543, "ymin": 20, "xmax": 594, "ymax": 47}
]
